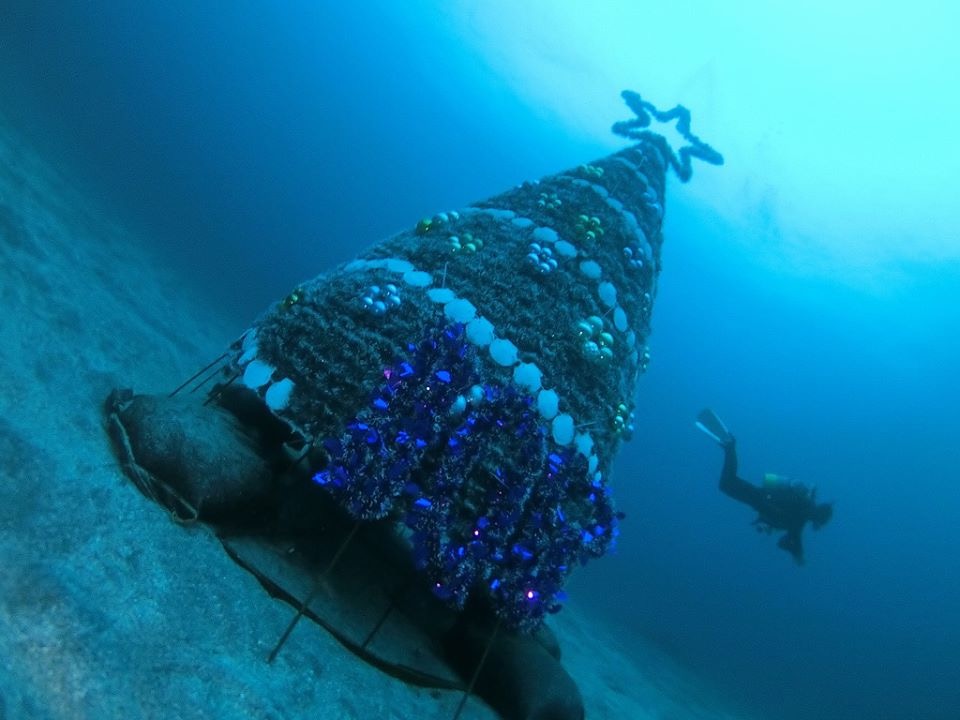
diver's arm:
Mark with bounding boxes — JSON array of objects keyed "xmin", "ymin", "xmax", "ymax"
[{"xmin": 777, "ymin": 528, "xmax": 805, "ymax": 565}]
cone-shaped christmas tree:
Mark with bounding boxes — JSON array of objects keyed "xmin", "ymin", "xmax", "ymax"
[{"xmin": 224, "ymin": 91, "xmax": 722, "ymax": 631}]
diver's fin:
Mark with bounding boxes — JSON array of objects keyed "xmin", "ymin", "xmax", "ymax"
[{"xmin": 695, "ymin": 408, "xmax": 732, "ymax": 445}]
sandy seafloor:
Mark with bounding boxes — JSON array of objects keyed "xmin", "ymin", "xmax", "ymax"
[{"xmin": 0, "ymin": 116, "xmax": 750, "ymax": 720}]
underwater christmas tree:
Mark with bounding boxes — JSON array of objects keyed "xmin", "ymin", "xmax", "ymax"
[{"xmin": 226, "ymin": 91, "xmax": 722, "ymax": 631}]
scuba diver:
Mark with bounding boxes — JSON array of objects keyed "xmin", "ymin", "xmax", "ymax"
[{"xmin": 696, "ymin": 409, "xmax": 833, "ymax": 565}]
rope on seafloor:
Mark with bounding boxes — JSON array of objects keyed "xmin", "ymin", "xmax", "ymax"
[
  {"xmin": 451, "ymin": 616, "xmax": 502, "ymax": 720},
  {"xmin": 267, "ymin": 520, "xmax": 361, "ymax": 663}
]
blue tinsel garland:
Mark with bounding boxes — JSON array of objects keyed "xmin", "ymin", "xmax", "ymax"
[{"xmin": 313, "ymin": 323, "xmax": 618, "ymax": 631}]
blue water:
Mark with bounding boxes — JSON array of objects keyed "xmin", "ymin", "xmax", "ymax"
[{"xmin": 3, "ymin": 2, "xmax": 958, "ymax": 719}]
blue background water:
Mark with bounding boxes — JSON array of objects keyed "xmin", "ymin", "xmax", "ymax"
[{"xmin": 3, "ymin": 2, "xmax": 958, "ymax": 719}]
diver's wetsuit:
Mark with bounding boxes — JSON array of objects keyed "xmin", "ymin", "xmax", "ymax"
[{"xmin": 720, "ymin": 439, "xmax": 819, "ymax": 565}]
